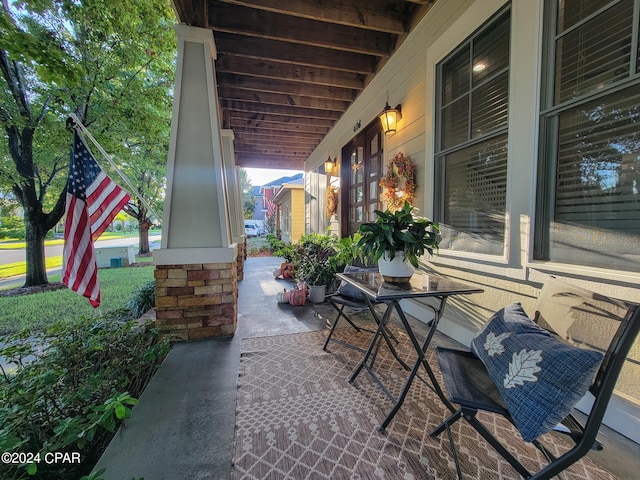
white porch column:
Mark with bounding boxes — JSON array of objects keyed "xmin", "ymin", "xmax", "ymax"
[
  {"xmin": 154, "ymin": 25, "xmax": 237, "ymax": 340},
  {"xmin": 221, "ymin": 129, "xmax": 246, "ymax": 279}
]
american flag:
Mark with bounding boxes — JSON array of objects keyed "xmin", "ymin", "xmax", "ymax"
[
  {"xmin": 62, "ymin": 131, "xmax": 130, "ymax": 307},
  {"xmin": 265, "ymin": 195, "xmax": 276, "ymax": 218}
]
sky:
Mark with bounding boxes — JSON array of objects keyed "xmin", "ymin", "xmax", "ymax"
[{"xmin": 244, "ymin": 167, "xmax": 303, "ymax": 187}]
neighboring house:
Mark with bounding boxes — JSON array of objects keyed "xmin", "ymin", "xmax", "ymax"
[
  {"xmin": 254, "ymin": 173, "xmax": 304, "ymax": 233},
  {"xmin": 252, "ymin": 186, "xmax": 264, "ymax": 221},
  {"xmin": 302, "ymin": 0, "xmax": 640, "ymax": 442},
  {"xmin": 272, "ymin": 178, "xmax": 305, "ymax": 243}
]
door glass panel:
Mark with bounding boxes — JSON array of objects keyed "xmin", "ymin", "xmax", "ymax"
[
  {"xmin": 369, "ymin": 180, "xmax": 378, "ymax": 199},
  {"xmin": 369, "ymin": 203, "xmax": 378, "ymax": 221}
]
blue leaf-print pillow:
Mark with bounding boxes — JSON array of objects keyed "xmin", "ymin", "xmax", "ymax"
[{"xmin": 471, "ymin": 303, "xmax": 603, "ymax": 442}]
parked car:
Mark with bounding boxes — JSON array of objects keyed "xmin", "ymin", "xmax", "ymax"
[{"xmin": 244, "ymin": 223, "xmax": 259, "ymax": 237}]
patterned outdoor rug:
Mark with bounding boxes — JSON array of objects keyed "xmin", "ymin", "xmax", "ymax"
[{"xmin": 230, "ymin": 326, "xmax": 618, "ymax": 480}]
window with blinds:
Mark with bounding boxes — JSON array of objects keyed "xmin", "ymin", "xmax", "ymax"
[
  {"xmin": 435, "ymin": 7, "xmax": 511, "ymax": 255},
  {"xmin": 536, "ymin": 0, "xmax": 640, "ymax": 272}
]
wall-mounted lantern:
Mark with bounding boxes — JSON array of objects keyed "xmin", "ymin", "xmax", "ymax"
[
  {"xmin": 379, "ymin": 101, "xmax": 402, "ymax": 135},
  {"xmin": 324, "ymin": 156, "xmax": 337, "ymax": 175}
]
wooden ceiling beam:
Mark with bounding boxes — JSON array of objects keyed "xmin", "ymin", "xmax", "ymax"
[
  {"xmin": 173, "ymin": 0, "xmax": 207, "ymax": 27},
  {"xmin": 217, "ymin": 86, "xmax": 350, "ymax": 112},
  {"xmin": 216, "ymin": 73, "xmax": 356, "ymax": 102},
  {"xmin": 215, "ymin": 55, "xmax": 365, "ymax": 90},
  {"xmin": 216, "ymin": 0, "xmax": 407, "ymax": 34},
  {"xmin": 229, "ymin": 121, "xmax": 330, "ymax": 136},
  {"xmin": 237, "ymin": 141, "xmax": 319, "ymax": 153},
  {"xmin": 208, "ymin": 3, "xmax": 393, "ymax": 57},
  {"xmin": 222, "ymin": 100, "xmax": 342, "ymax": 120},
  {"xmin": 234, "ymin": 154, "xmax": 304, "ymax": 170},
  {"xmin": 226, "ymin": 111, "xmax": 336, "ymax": 129},
  {"xmin": 235, "ymin": 145, "xmax": 314, "ymax": 158},
  {"xmin": 215, "ymin": 32, "xmax": 376, "ymax": 74},
  {"xmin": 233, "ymin": 129, "xmax": 324, "ymax": 143}
]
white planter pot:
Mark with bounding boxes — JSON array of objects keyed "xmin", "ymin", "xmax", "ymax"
[
  {"xmin": 378, "ymin": 251, "xmax": 415, "ymax": 283},
  {"xmin": 307, "ymin": 284, "xmax": 327, "ymax": 303}
]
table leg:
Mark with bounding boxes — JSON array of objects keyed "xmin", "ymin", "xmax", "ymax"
[
  {"xmin": 348, "ymin": 299, "xmax": 394, "ymax": 383},
  {"xmin": 379, "ymin": 298, "xmax": 456, "ymax": 431}
]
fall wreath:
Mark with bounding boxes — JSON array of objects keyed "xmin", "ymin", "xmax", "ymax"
[
  {"xmin": 379, "ymin": 152, "xmax": 416, "ymax": 211},
  {"xmin": 326, "ymin": 185, "xmax": 339, "ymax": 217}
]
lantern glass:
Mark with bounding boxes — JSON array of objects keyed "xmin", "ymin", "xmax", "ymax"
[
  {"xmin": 379, "ymin": 103, "xmax": 401, "ymax": 135},
  {"xmin": 324, "ymin": 157, "xmax": 335, "ymax": 174}
]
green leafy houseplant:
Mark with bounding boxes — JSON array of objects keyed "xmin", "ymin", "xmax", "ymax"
[
  {"xmin": 356, "ymin": 201, "xmax": 439, "ymax": 268},
  {"xmin": 293, "ymin": 233, "xmax": 339, "ymax": 286},
  {"xmin": 293, "ymin": 232, "xmax": 359, "ymax": 287}
]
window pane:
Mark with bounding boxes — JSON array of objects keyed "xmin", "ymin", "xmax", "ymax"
[
  {"xmin": 554, "ymin": 0, "xmax": 633, "ymax": 104},
  {"xmin": 442, "ymin": 45, "xmax": 470, "ymax": 105},
  {"xmin": 356, "ymin": 206, "xmax": 363, "ymax": 222},
  {"xmin": 548, "ymin": 86, "xmax": 640, "ymax": 270},
  {"xmin": 439, "ymin": 135, "xmax": 508, "ymax": 255},
  {"xmin": 472, "ymin": 12, "xmax": 510, "ymax": 86},
  {"xmin": 471, "ymin": 71, "xmax": 509, "ymax": 137},
  {"xmin": 369, "ymin": 180, "xmax": 378, "ymax": 199},
  {"xmin": 441, "ymin": 95, "xmax": 469, "ymax": 149},
  {"xmin": 557, "ymin": 0, "xmax": 618, "ymax": 32}
]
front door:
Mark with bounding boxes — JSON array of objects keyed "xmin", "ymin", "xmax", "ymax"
[{"xmin": 341, "ymin": 122, "xmax": 384, "ymax": 238}]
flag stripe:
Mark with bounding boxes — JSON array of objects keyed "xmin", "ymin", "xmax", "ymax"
[
  {"xmin": 63, "ymin": 131, "xmax": 130, "ymax": 307},
  {"xmin": 88, "ymin": 175, "xmax": 130, "ymax": 238}
]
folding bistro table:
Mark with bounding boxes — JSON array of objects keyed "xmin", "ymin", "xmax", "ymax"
[{"xmin": 335, "ymin": 271, "xmax": 483, "ymax": 431}]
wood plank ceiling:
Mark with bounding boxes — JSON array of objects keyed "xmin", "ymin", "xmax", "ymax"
[{"xmin": 171, "ymin": 0, "xmax": 433, "ymax": 170}]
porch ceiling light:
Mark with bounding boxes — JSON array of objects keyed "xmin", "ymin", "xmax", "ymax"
[
  {"xmin": 324, "ymin": 156, "xmax": 336, "ymax": 174},
  {"xmin": 379, "ymin": 101, "xmax": 401, "ymax": 135}
]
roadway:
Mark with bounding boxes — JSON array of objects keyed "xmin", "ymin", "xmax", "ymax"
[{"xmin": 0, "ymin": 234, "xmax": 161, "ymax": 289}]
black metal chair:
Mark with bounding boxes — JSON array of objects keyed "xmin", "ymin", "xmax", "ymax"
[
  {"xmin": 322, "ymin": 266, "xmax": 401, "ymax": 355},
  {"xmin": 430, "ymin": 277, "xmax": 640, "ymax": 480}
]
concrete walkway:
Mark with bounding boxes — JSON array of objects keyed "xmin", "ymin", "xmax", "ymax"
[{"xmin": 94, "ymin": 257, "xmax": 328, "ymax": 479}]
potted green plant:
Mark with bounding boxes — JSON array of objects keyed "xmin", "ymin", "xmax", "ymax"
[
  {"xmin": 291, "ymin": 233, "xmax": 338, "ymax": 302},
  {"xmin": 356, "ymin": 201, "xmax": 439, "ymax": 282}
]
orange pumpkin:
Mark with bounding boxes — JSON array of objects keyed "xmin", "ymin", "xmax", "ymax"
[{"xmin": 288, "ymin": 287, "xmax": 307, "ymax": 306}]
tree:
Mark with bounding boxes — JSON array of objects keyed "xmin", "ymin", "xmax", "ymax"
[
  {"xmin": 240, "ymin": 168, "xmax": 256, "ymax": 219},
  {"xmin": 0, "ymin": 0, "xmax": 175, "ymax": 286},
  {"xmin": 121, "ymin": 144, "xmax": 166, "ymax": 254}
]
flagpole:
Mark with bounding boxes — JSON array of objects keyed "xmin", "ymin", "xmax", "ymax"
[{"xmin": 66, "ymin": 113, "xmax": 162, "ymax": 224}]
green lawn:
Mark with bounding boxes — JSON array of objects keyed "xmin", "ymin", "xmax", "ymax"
[
  {"xmin": 0, "ymin": 255, "xmax": 63, "ymax": 279},
  {"xmin": 0, "ymin": 230, "xmax": 159, "ymax": 279},
  {"xmin": 0, "ymin": 230, "xmax": 142, "ymax": 250},
  {"xmin": 0, "ymin": 265, "xmax": 155, "ymax": 334}
]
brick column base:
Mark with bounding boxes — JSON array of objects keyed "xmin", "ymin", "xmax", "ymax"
[
  {"xmin": 154, "ymin": 262, "xmax": 238, "ymax": 341},
  {"xmin": 236, "ymin": 242, "xmax": 245, "ymax": 281}
]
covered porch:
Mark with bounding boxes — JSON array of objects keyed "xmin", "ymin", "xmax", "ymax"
[
  {"xmin": 142, "ymin": 0, "xmax": 640, "ymax": 477},
  {"xmin": 94, "ymin": 256, "xmax": 639, "ymax": 479}
]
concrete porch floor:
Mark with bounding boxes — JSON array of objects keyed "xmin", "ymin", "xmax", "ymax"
[{"xmin": 94, "ymin": 257, "xmax": 639, "ymax": 479}]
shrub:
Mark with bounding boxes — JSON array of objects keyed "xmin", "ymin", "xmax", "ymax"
[
  {"xmin": 0, "ymin": 310, "xmax": 170, "ymax": 479},
  {"xmin": 126, "ymin": 280, "xmax": 155, "ymax": 319},
  {"xmin": 0, "ymin": 216, "xmax": 25, "ymax": 240}
]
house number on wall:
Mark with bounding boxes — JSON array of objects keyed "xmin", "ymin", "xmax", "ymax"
[{"xmin": 353, "ymin": 120, "xmax": 362, "ymax": 132}]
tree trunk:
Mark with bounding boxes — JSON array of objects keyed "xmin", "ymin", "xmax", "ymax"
[
  {"xmin": 138, "ymin": 218, "xmax": 152, "ymax": 255},
  {"xmin": 23, "ymin": 216, "xmax": 49, "ymax": 286}
]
